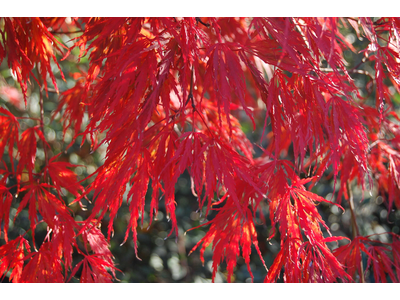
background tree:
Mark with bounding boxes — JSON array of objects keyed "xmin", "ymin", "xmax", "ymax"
[{"xmin": 2, "ymin": 17, "xmax": 400, "ymax": 283}]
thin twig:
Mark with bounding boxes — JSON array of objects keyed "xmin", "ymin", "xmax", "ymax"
[
  {"xmin": 346, "ymin": 180, "xmax": 365, "ymax": 283},
  {"xmin": 319, "ymin": 67, "xmax": 371, "ymax": 77},
  {"xmin": 349, "ymin": 57, "xmax": 368, "ymax": 73},
  {"xmin": 46, "ymin": 87, "xmax": 59, "ymax": 93},
  {"xmin": 195, "ymin": 17, "xmax": 210, "ymax": 28},
  {"xmin": 37, "ymin": 77, "xmax": 49, "ymax": 181},
  {"xmin": 50, "ymin": 30, "xmax": 84, "ymax": 35}
]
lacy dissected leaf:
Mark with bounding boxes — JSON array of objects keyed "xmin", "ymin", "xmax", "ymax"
[
  {"xmin": 324, "ymin": 97, "xmax": 370, "ymax": 194},
  {"xmin": 49, "ymin": 215, "xmax": 78, "ymax": 274},
  {"xmin": 392, "ymin": 234, "xmax": 400, "ymax": 276},
  {"xmin": 76, "ymin": 18, "xmax": 185, "ymax": 141},
  {"xmin": 76, "ymin": 18, "xmax": 144, "ymax": 72},
  {"xmin": 356, "ymin": 18, "xmax": 400, "ymax": 121},
  {"xmin": 366, "ymin": 244, "xmax": 397, "ymax": 282},
  {"xmin": 336, "ymin": 235, "xmax": 400, "ymax": 283},
  {"xmin": 15, "ymin": 182, "xmax": 72, "ymax": 247},
  {"xmin": 360, "ymin": 107, "xmax": 400, "ymax": 211},
  {"xmin": 378, "ymin": 19, "xmax": 400, "ymax": 92},
  {"xmin": 258, "ymin": 160, "xmax": 340, "ymax": 241},
  {"xmin": 262, "ymin": 71, "xmax": 329, "ymax": 165},
  {"xmin": 20, "ymin": 242, "xmax": 64, "ymax": 283},
  {"xmin": 76, "ymin": 162, "xmax": 129, "ymax": 240},
  {"xmin": 365, "ymin": 141, "xmax": 397, "ymax": 209},
  {"xmin": 256, "ymin": 160, "xmax": 293, "ymax": 239},
  {"xmin": 274, "ymin": 181, "xmax": 341, "ymax": 246},
  {"xmin": 76, "ymin": 125, "xmax": 154, "ymax": 240},
  {"xmin": 45, "ymin": 157, "xmax": 84, "ymax": 198},
  {"xmin": 16, "ymin": 126, "xmax": 49, "ymax": 181},
  {"xmin": 266, "ymin": 236, "xmax": 351, "ymax": 283},
  {"xmin": 244, "ymin": 38, "xmax": 305, "ymax": 75},
  {"xmin": 264, "ymin": 237, "xmax": 302, "ymax": 282},
  {"xmin": 0, "ymin": 107, "xmax": 19, "ymax": 168},
  {"xmin": 203, "ymin": 43, "xmax": 255, "ymax": 132},
  {"xmin": 258, "ymin": 159, "xmax": 349, "ymax": 282},
  {"xmin": 79, "ymin": 118, "xmax": 178, "ymax": 243},
  {"xmin": 1, "ymin": 17, "xmax": 65, "ymax": 103},
  {"xmin": 79, "ymin": 24, "xmax": 184, "ymax": 219},
  {"xmin": 304, "ymin": 18, "xmax": 356, "ymax": 87},
  {"xmin": 53, "ymin": 74, "xmax": 88, "ymax": 135},
  {"xmin": 166, "ymin": 131, "xmax": 263, "ymax": 220},
  {"xmin": 40, "ymin": 17, "xmax": 81, "ymax": 33},
  {"xmin": 250, "ymin": 18, "xmax": 353, "ymax": 91},
  {"xmin": 79, "ymin": 223, "xmax": 115, "ymax": 273},
  {"xmin": 205, "ymin": 18, "xmax": 248, "ymax": 45},
  {"xmin": 334, "ymin": 237, "xmax": 367, "ymax": 280},
  {"xmin": 16, "ymin": 127, "xmax": 37, "ymax": 180},
  {"xmin": 297, "ymin": 238, "xmax": 351, "ymax": 283},
  {"xmin": 289, "ymin": 186, "xmax": 343, "ymax": 242},
  {"xmin": 0, "ymin": 175, "xmax": 13, "ymax": 242},
  {"xmin": 9, "ymin": 17, "xmax": 400, "ymax": 284},
  {"xmin": 117, "ymin": 109, "xmax": 255, "ymax": 252},
  {"xmin": 69, "ymin": 253, "xmax": 118, "ymax": 283},
  {"xmin": 84, "ymin": 38, "xmax": 158, "ymax": 135},
  {"xmin": 66, "ymin": 220, "xmax": 118, "ymax": 282},
  {"xmin": 167, "ymin": 18, "xmax": 209, "ymax": 104},
  {"xmin": 123, "ymin": 150, "xmax": 151, "ymax": 256},
  {"xmin": 149, "ymin": 129, "xmax": 179, "ymax": 237},
  {"xmin": 189, "ymin": 204, "xmax": 265, "ymax": 283},
  {"xmin": 0, "ymin": 236, "xmax": 30, "ymax": 282},
  {"xmin": 198, "ymin": 101, "xmax": 255, "ymax": 161},
  {"xmin": 249, "ymin": 18, "xmax": 309, "ymax": 73},
  {"xmin": 332, "ymin": 236, "xmax": 390, "ymax": 282}
]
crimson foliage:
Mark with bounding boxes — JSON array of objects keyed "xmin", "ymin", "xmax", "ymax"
[{"xmin": 1, "ymin": 17, "xmax": 400, "ymax": 283}]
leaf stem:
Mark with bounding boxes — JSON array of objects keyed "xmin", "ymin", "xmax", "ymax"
[
  {"xmin": 346, "ymin": 180, "xmax": 365, "ymax": 283},
  {"xmin": 37, "ymin": 77, "xmax": 49, "ymax": 180}
]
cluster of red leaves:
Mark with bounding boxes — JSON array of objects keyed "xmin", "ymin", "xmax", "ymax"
[
  {"xmin": 3, "ymin": 17, "xmax": 400, "ymax": 283},
  {"xmin": 0, "ymin": 18, "xmax": 67, "ymax": 104},
  {"xmin": 0, "ymin": 18, "xmax": 117, "ymax": 283},
  {"xmin": 0, "ymin": 107, "xmax": 117, "ymax": 282}
]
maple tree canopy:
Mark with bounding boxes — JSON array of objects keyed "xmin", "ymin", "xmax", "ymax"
[{"xmin": 1, "ymin": 17, "xmax": 400, "ymax": 283}]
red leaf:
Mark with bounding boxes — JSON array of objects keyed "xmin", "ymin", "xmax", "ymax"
[
  {"xmin": 0, "ymin": 108, "xmax": 19, "ymax": 170},
  {"xmin": 20, "ymin": 242, "xmax": 64, "ymax": 283},
  {"xmin": 69, "ymin": 254, "xmax": 119, "ymax": 283},
  {"xmin": 0, "ymin": 173, "xmax": 14, "ymax": 242},
  {"xmin": 0, "ymin": 236, "xmax": 30, "ymax": 282},
  {"xmin": 203, "ymin": 43, "xmax": 255, "ymax": 132},
  {"xmin": 15, "ymin": 182, "xmax": 72, "ymax": 247},
  {"xmin": 45, "ymin": 158, "xmax": 84, "ymax": 198},
  {"xmin": 1, "ymin": 18, "xmax": 65, "ymax": 103},
  {"xmin": 189, "ymin": 205, "xmax": 265, "ymax": 283}
]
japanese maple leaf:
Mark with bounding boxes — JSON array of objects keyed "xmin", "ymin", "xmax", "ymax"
[{"xmin": 0, "ymin": 236, "xmax": 30, "ymax": 283}]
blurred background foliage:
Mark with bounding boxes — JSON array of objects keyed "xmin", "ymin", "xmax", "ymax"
[{"xmin": 1, "ymin": 17, "xmax": 400, "ymax": 283}]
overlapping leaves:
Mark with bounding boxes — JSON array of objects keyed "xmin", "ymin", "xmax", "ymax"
[{"xmin": 2, "ymin": 17, "xmax": 400, "ymax": 283}]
